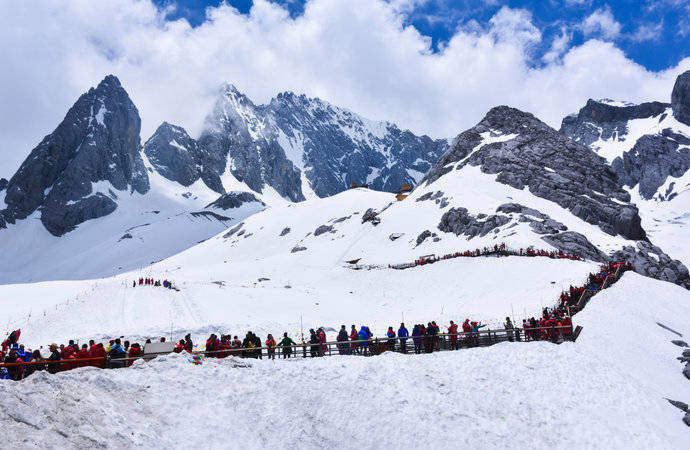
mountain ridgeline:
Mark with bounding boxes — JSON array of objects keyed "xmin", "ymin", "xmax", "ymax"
[
  {"xmin": 560, "ymin": 70, "xmax": 690, "ymax": 201},
  {"xmin": 0, "ymin": 76, "xmax": 448, "ymax": 236},
  {"xmin": 1, "ymin": 72, "xmax": 689, "ymax": 291},
  {"xmin": 0, "ymin": 76, "xmax": 149, "ymax": 235}
]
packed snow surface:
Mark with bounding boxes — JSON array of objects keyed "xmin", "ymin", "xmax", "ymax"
[{"xmin": 1, "ymin": 273, "xmax": 689, "ymax": 449}]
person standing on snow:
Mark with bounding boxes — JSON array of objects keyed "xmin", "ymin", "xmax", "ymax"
[
  {"xmin": 46, "ymin": 343, "xmax": 61, "ymax": 374},
  {"xmin": 349, "ymin": 325, "xmax": 359, "ymax": 354},
  {"xmin": 309, "ymin": 329, "xmax": 319, "ymax": 357},
  {"xmin": 386, "ymin": 327, "xmax": 396, "ymax": 351},
  {"xmin": 337, "ymin": 325, "xmax": 349, "ymax": 355},
  {"xmin": 448, "ymin": 321, "xmax": 459, "ymax": 350},
  {"xmin": 398, "ymin": 323, "xmax": 409, "ymax": 353},
  {"xmin": 265, "ymin": 334, "xmax": 277, "ymax": 360},
  {"xmin": 358, "ymin": 326, "xmax": 370, "ymax": 355},
  {"xmin": 317, "ymin": 328, "xmax": 327, "ymax": 356},
  {"xmin": 279, "ymin": 333, "xmax": 296, "ymax": 359},
  {"xmin": 412, "ymin": 325, "xmax": 422, "ymax": 354},
  {"xmin": 504, "ymin": 317, "xmax": 515, "ymax": 342}
]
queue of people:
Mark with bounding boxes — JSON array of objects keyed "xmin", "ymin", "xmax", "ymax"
[
  {"xmin": 2, "ymin": 259, "xmax": 632, "ymax": 381},
  {"xmin": 1, "ymin": 333, "xmax": 168, "ymax": 381},
  {"xmin": 391, "ymin": 243, "xmax": 583, "ymax": 269}
]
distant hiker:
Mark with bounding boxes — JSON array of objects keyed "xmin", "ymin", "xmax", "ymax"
[
  {"xmin": 279, "ymin": 333, "xmax": 296, "ymax": 359},
  {"xmin": 358, "ymin": 326, "xmax": 370, "ymax": 355},
  {"xmin": 266, "ymin": 334, "xmax": 277, "ymax": 360},
  {"xmin": 317, "ymin": 328, "xmax": 327, "ymax": 356},
  {"xmin": 386, "ymin": 327, "xmax": 396, "ymax": 351},
  {"xmin": 75, "ymin": 344, "xmax": 90, "ymax": 368},
  {"xmin": 398, "ymin": 323, "xmax": 409, "ymax": 353},
  {"xmin": 309, "ymin": 329, "xmax": 319, "ymax": 357},
  {"xmin": 128, "ymin": 343, "xmax": 142, "ymax": 366},
  {"xmin": 184, "ymin": 334, "xmax": 193, "ymax": 352},
  {"xmin": 133, "ymin": 281, "xmax": 136, "ymax": 288},
  {"xmin": 470, "ymin": 321, "xmax": 486, "ymax": 347},
  {"xmin": 505, "ymin": 317, "xmax": 514, "ymax": 342},
  {"xmin": 109, "ymin": 338, "xmax": 127, "ymax": 368},
  {"xmin": 350, "ymin": 325, "xmax": 359, "ymax": 354},
  {"xmin": 412, "ymin": 325, "xmax": 422, "ymax": 354},
  {"xmin": 3, "ymin": 348, "xmax": 22, "ymax": 380},
  {"xmin": 231, "ymin": 336, "xmax": 242, "ymax": 356},
  {"xmin": 448, "ymin": 320, "xmax": 459, "ymax": 350},
  {"xmin": 337, "ymin": 325, "xmax": 349, "ymax": 355},
  {"xmin": 206, "ymin": 334, "xmax": 219, "ymax": 357},
  {"xmin": 431, "ymin": 321, "xmax": 440, "ymax": 350},
  {"xmin": 26, "ymin": 350, "xmax": 45, "ymax": 377},
  {"xmin": 424, "ymin": 322, "xmax": 435, "ymax": 353},
  {"xmin": 252, "ymin": 333, "xmax": 262, "ymax": 359},
  {"xmin": 47, "ymin": 344, "xmax": 61, "ymax": 374}
]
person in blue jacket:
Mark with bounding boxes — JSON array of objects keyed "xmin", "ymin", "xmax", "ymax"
[
  {"xmin": 411, "ymin": 325, "xmax": 423, "ymax": 354},
  {"xmin": 358, "ymin": 326, "xmax": 370, "ymax": 355},
  {"xmin": 470, "ymin": 321, "xmax": 486, "ymax": 347},
  {"xmin": 398, "ymin": 323, "xmax": 409, "ymax": 353},
  {"xmin": 386, "ymin": 327, "xmax": 396, "ymax": 351}
]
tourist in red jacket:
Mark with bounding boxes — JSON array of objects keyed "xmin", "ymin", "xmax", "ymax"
[
  {"xmin": 75, "ymin": 344, "xmax": 90, "ymax": 368},
  {"xmin": 127, "ymin": 343, "xmax": 142, "ymax": 367}
]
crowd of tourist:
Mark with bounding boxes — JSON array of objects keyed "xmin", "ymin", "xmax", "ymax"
[
  {"xmin": 391, "ymin": 243, "xmax": 583, "ymax": 269},
  {"xmin": 1, "ymin": 258, "xmax": 632, "ymax": 381},
  {"xmin": 134, "ymin": 278, "xmax": 176, "ymax": 289},
  {"xmin": 1, "ymin": 332, "xmax": 169, "ymax": 381}
]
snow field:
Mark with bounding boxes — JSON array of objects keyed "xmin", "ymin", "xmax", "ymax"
[
  {"xmin": 1, "ymin": 272, "xmax": 688, "ymax": 449},
  {"xmin": 1, "ymin": 256, "xmax": 596, "ymax": 350}
]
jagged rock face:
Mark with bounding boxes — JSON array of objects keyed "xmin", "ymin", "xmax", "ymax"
[
  {"xmin": 611, "ymin": 241, "xmax": 690, "ymax": 289},
  {"xmin": 611, "ymin": 132, "xmax": 690, "ymax": 200},
  {"xmin": 560, "ymin": 99, "xmax": 669, "ymax": 148},
  {"xmin": 0, "ymin": 178, "xmax": 7, "ymax": 191},
  {"xmin": 561, "ymin": 72, "xmax": 690, "ymax": 201},
  {"xmin": 198, "ymin": 85, "xmax": 304, "ymax": 202},
  {"xmin": 672, "ymin": 70, "xmax": 690, "ymax": 126},
  {"xmin": 144, "ymin": 122, "xmax": 223, "ymax": 193},
  {"xmin": 423, "ymin": 106, "xmax": 645, "ymax": 241},
  {"xmin": 438, "ymin": 207, "xmax": 510, "ymax": 239},
  {"xmin": 541, "ymin": 232, "xmax": 607, "ymax": 262},
  {"xmin": 266, "ymin": 92, "xmax": 448, "ymax": 196},
  {"xmin": 198, "ymin": 85, "xmax": 447, "ymax": 201},
  {"xmin": 205, "ymin": 191, "xmax": 265, "ymax": 210},
  {"xmin": 1, "ymin": 75, "xmax": 149, "ymax": 236}
]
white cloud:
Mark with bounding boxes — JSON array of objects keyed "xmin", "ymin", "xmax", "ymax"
[
  {"xmin": 0, "ymin": 0, "xmax": 688, "ymax": 178},
  {"xmin": 564, "ymin": 0, "xmax": 592, "ymax": 6},
  {"xmin": 630, "ymin": 20, "xmax": 664, "ymax": 42},
  {"xmin": 542, "ymin": 27, "xmax": 571, "ymax": 63},
  {"xmin": 580, "ymin": 7, "xmax": 622, "ymax": 40}
]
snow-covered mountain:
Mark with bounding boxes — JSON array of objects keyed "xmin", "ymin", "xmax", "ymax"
[
  {"xmin": 560, "ymin": 71, "xmax": 690, "ymax": 202},
  {"xmin": 0, "ymin": 77, "xmax": 267, "ymax": 284},
  {"xmin": 2, "ymin": 82, "xmax": 690, "ymax": 446},
  {"xmin": 196, "ymin": 84, "xmax": 449, "ymax": 200},
  {"xmin": 560, "ymin": 71, "xmax": 690, "ymax": 266},
  {"xmin": 0, "ymin": 76, "xmax": 449, "ymax": 284}
]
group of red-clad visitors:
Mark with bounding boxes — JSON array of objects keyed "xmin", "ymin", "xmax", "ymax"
[
  {"xmin": 0, "ymin": 330, "xmax": 170, "ymax": 380},
  {"xmin": 135, "ymin": 277, "xmax": 174, "ymax": 289},
  {"xmin": 395, "ymin": 243, "xmax": 583, "ymax": 268}
]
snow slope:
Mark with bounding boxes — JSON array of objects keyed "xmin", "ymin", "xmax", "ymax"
[
  {"xmin": 1, "ymin": 272, "xmax": 688, "ymax": 449},
  {"xmin": 585, "ymin": 107, "xmax": 688, "ymax": 163},
  {"xmin": 0, "ymin": 186, "xmax": 598, "ymax": 348},
  {"xmin": 0, "ymin": 160, "xmax": 266, "ymax": 284}
]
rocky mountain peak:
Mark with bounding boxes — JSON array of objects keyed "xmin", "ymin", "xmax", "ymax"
[
  {"xmin": 423, "ymin": 105, "xmax": 645, "ymax": 241},
  {"xmin": 672, "ymin": 70, "xmax": 690, "ymax": 125},
  {"xmin": 0, "ymin": 75, "xmax": 149, "ymax": 236}
]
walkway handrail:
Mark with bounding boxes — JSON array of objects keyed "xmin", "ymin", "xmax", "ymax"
[{"xmin": 0, "ymin": 325, "xmax": 576, "ymax": 370}]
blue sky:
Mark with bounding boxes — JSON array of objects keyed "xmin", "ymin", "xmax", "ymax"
[{"xmin": 155, "ymin": 0, "xmax": 689, "ymax": 71}]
